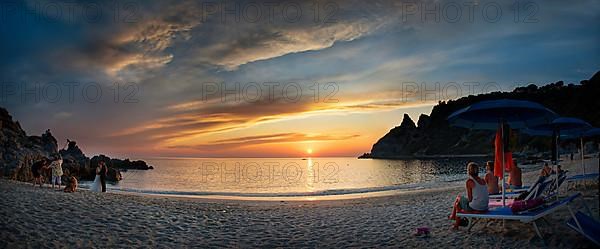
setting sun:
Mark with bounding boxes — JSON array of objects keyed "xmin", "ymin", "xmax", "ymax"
[{"xmin": 306, "ymin": 148, "xmax": 313, "ymax": 154}]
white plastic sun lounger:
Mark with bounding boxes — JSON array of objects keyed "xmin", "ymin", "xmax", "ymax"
[{"xmin": 457, "ymin": 192, "xmax": 582, "ymax": 240}]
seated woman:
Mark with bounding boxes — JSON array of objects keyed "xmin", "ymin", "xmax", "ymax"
[
  {"xmin": 450, "ymin": 162, "xmax": 489, "ymax": 228},
  {"xmin": 507, "ymin": 160, "xmax": 523, "ymax": 189},
  {"xmin": 484, "ymin": 161, "xmax": 499, "ymax": 194}
]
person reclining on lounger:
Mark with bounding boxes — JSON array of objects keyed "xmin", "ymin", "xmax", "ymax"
[
  {"xmin": 540, "ymin": 162, "xmax": 552, "ymax": 177},
  {"xmin": 450, "ymin": 162, "xmax": 489, "ymax": 228}
]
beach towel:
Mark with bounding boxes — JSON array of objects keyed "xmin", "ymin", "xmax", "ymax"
[
  {"xmin": 494, "ymin": 126, "xmax": 514, "ymax": 179},
  {"xmin": 511, "ymin": 198, "xmax": 544, "ymax": 213}
]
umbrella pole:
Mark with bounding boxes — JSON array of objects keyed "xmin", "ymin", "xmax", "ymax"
[
  {"xmin": 581, "ymin": 137, "xmax": 585, "ymax": 175},
  {"xmin": 554, "ymin": 131, "xmax": 559, "ymax": 200},
  {"xmin": 501, "ymin": 123, "xmax": 506, "ymax": 207},
  {"xmin": 581, "ymin": 137, "xmax": 585, "ymax": 188}
]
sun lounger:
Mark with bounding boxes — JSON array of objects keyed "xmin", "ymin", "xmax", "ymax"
[
  {"xmin": 490, "ymin": 172, "xmax": 567, "ymax": 201},
  {"xmin": 489, "ymin": 176, "xmax": 553, "ymax": 200},
  {"xmin": 457, "ymin": 192, "xmax": 582, "ymax": 240},
  {"xmin": 506, "ymin": 185, "xmax": 531, "ymax": 193},
  {"xmin": 566, "ymin": 173, "xmax": 598, "ymax": 189},
  {"xmin": 545, "ymin": 172, "xmax": 567, "ymax": 195},
  {"xmin": 566, "ymin": 173, "xmax": 599, "ymax": 181},
  {"xmin": 566, "ymin": 211, "xmax": 600, "ymax": 245}
]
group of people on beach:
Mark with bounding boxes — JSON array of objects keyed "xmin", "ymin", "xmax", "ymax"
[
  {"xmin": 449, "ymin": 160, "xmax": 524, "ymax": 228},
  {"xmin": 31, "ymin": 155, "xmax": 65, "ymax": 190},
  {"xmin": 31, "ymin": 156, "xmax": 108, "ymax": 193},
  {"xmin": 449, "ymin": 159, "xmax": 566, "ymax": 228}
]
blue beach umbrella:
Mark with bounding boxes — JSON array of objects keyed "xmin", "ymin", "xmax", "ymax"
[
  {"xmin": 570, "ymin": 127, "xmax": 599, "ymax": 180},
  {"xmin": 584, "ymin": 128, "xmax": 600, "ymax": 137},
  {"xmin": 448, "ymin": 99, "xmax": 558, "ymax": 130},
  {"xmin": 524, "ymin": 117, "xmax": 592, "ymax": 193},
  {"xmin": 524, "ymin": 117, "xmax": 592, "ymax": 137},
  {"xmin": 447, "ymin": 99, "xmax": 558, "ymax": 206}
]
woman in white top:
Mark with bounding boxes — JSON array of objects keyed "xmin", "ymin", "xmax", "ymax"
[{"xmin": 450, "ymin": 162, "xmax": 489, "ymax": 227}]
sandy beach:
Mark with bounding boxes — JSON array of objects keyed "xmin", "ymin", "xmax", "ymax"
[{"xmin": 1, "ymin": 159, "xmax": 598, "ymax": 248}]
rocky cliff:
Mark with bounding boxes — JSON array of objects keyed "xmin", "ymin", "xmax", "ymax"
[
  {"xmin": 364, "ymin": 71, "xmax": 600, "ymax": 159},
  {"xmin": 0, "ymin": 108, "xmax": 57, "ymax": 180},
  {"xmin": 0, "ymin": 107, "xmax": 153, "ymax": 183}
]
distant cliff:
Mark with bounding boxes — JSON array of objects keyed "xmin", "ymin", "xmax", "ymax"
[
  {"xmin": 0, "ymin": 107, "xmax": 153, "ymax": 183},
  {"xmin": 362, "ymin": 71, "xmax": 600, "ymax": 159}
]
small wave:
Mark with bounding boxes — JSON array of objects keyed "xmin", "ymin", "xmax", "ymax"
[{"xmin": 79, "ymin": 181, "xmax": 450, "ymax": 198}]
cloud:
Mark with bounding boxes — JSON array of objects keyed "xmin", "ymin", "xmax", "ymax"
[
  {"xmin": 194, "ymin": 21, "xmax": 380, "ymax": 70},
  {"xmin": 19, "ymin": 0, "xmax": 200, "ymax": 78},
  {"xmin": 4, "ymin": 0, "xmax": 598, "ymax": 157},
  {"xmin": 108, "ymin": 92, "xmax": 433, "ymax": 150},
  {"xmin": 170, "ymin": 132, "xmax": 360, "ymax": 151},
  {"xmin": 53, "ymin": 112, "xmax": 72, "ymax": 119}
]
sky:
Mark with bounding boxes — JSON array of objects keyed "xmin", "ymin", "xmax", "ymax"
[{"xmin": 1, "ymin": 0, "xmax": 598, "ymax": 158}]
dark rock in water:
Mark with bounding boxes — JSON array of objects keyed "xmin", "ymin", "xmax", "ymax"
[
  {"xmin": 91, "ymin": 154, "xmax": 154, "ymax": 171},
  {"xmin": 0, "ymin": 106, "xmax": 151, "ymax": 183},
  {"xmin": 358, "ymin": 153, "xmax": 372, "ymax": 159},
  {"xmin": 60, "ymin": 140, "xmax": 91, "ymax": 180},
  {"xmin": 364, "ymin": 71, "xmax": 600, "ymax": 159}
]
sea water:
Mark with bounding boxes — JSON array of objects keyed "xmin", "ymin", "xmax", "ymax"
[{"xmin": 80, "ymin": 157, "xmax": 492, "ymax": 198}]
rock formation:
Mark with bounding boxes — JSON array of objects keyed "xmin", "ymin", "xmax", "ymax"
[
  {"xmin": 0, "ymin": 107, "xmax": 153, "ymax": 183},
  {"xmin": 0, "ymin": 108, "xmax": 57, "ymax": 181},
  {"xmin": 364, "ymin": 71, "xmax": 600, "ymax": 159}
]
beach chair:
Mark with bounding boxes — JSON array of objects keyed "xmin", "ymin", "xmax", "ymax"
[
  {"xmin": 457, "ymin": 192, "xmax": 582, "ymax": 241},
  {"xmin": 566, "ymin": 173, "xmax": 599, "ymax": 189},
  {"xmin": 544, "ymin": 172, "xmax": 567, "ymax": 196},
  {"xmin": 489, "ymin": 176, "xmax": 552, "ymax": 200},
  {"xmin": 489, "ymin": 176, "xmax": 546, "ymax": 199},
  {"xmin": 566, "ymin": 211, "xmax": 600, "ymax": 245},
  {"xmin": 566, "ymin": 173, "xmax": 599, "ymax": 181},
  {"xmin": 488, "ymin": 180, "xmax": 555, "ymax": 208},
  {"xmin": 490, "ymin": 172, "xmax": 567, "ymax": 201}
]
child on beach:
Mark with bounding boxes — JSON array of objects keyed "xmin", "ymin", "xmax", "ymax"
[
  {"xmin": 449, "ymin": 162, "xmax": 489, "ymax": 228},
  {"xmin": 484, "ymin": 161, "xmax": 499, "ymax": 194},
  {"xmin": 50, "ymin": 155, "xmax": 63, "ymax": 189}
]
